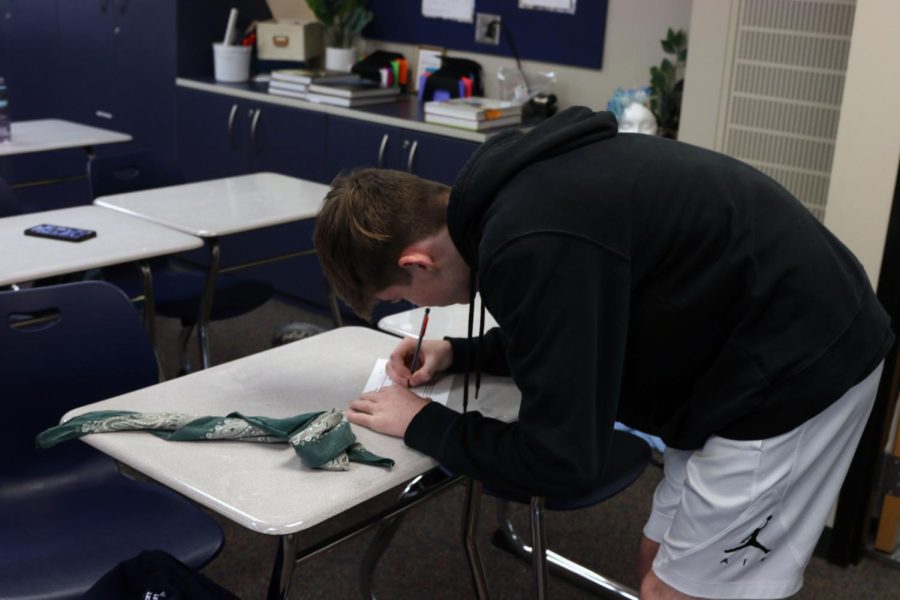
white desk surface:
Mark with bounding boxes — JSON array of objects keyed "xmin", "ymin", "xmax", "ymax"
[
  {"xmin": 63, "ymin": 326, "xmax": 520, "ymax": 535},
  {"xmin": 0, "ymin": 205, "xmax": 203, "ymax": 287},
  {"xmin": 378, "ymin": 296, "xmax": 498, "ymax": 340},
  {"xmin": 94, "ymin": 172, "xmax": 330, "ymax": 238},
  {"xmin": 0, "ymin": 119, "xmax": 131, "ymax": 157}
]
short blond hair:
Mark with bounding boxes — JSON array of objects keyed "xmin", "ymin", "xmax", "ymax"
[{"xmin": 313, "ymin": 169, "xmax": 449, "ymax": 319}]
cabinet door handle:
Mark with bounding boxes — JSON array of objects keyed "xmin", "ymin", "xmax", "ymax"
[
  {"xmin": 406, "ymin": 140, "xmax": 419, "ymax": 173},
  {"xmin": 377, "ymin": 133, "xmax": 389, "ymax": 168},
  {"xmin": 250, "ymin": 108, "xmax": 261, "ymax": 154},
  {"xmin": 226, "ymin": 103, "xmax": 238, "ymax": 148}
]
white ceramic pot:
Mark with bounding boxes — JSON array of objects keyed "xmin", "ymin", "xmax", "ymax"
[{"xmin": 324, "ymin": 47, "xmax": 356, "ymax": 72}]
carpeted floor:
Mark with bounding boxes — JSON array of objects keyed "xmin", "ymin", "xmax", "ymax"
[{"xmin": 150, "ymin": 296, "xmax": 900, "ymax": 599}]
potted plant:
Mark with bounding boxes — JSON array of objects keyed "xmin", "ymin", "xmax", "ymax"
[
  {"xmin": 649, "ymin": 28, "xmax": 688, "ymax": 139},
  {"xmin": 306, "ymin": 0, "xmax": 374, "ymax": 71}
]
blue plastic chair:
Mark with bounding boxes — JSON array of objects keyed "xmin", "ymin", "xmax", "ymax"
[
  {"xmin": 88, "ymin": 151, "xmax": 273, "ymax": 371},
  {"xmin": 0, "ymin": 281, "xmax": 225, "ymax": 598},
  {"xmin": 475, "ymin": 429, "xmax": 650, "ymax": 599},
  {"xmin": 360, "ymin": 429, "xmax": 650, "ymax": 599}
]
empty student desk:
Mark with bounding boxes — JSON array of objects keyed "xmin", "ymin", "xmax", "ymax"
[
  {"xmin": 377, "ymin": 295, "xmax": 497, "ymax": 339},
  {"xmin": 0, "ymin": 119, "xmax": 132, "ymax": 199},
  {"xmin": 61, "ymin": 326, "xmax": 521, "ymax": 599},
  {"xmin": 94, "ymin": 172, "xmax": 332, "ymax": 368},
  {"xmin": 0, "ymin": 119, "xmax": 132, "ymax": 158},
  {"xmin": 0, "ymin": 205, "xmax": 203, "ymax": 341}
]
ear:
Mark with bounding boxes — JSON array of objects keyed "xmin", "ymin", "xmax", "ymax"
[{"xmin": 398, "ymin": 251, "xmax": 436, "ymax": 272}]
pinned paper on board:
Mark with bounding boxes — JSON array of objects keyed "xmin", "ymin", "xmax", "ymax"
[
  {"xmin": 363, "ymin": 358, "xmax": 454, "ymax": 406},
  {"xmin": 519, "ymin": 0, "xmax": 577, "ymax": 14},
  {"xmin": 422, "ymin": 0, "xmax": 474, "ymax": 23}
]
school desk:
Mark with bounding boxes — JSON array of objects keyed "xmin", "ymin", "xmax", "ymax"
[
  {"xmin": 62, "ymin": 326, "xmax": 521, "ymax": 599},
  {"xmin": 0, "ymin": 119, "xmax": 131, "ymax": 158},
  {"xmin": 94, "ymin": 172, "xmax": 335, "ymax": 368}
]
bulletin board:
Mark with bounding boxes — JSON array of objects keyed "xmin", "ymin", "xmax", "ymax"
[{"xmin": 365, "ymin": 0, "xmax": 608, "ymax": 69}]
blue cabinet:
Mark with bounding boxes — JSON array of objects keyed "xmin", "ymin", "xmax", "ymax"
[
  {"xmin": 177, "ymin": 87, "xmax": 327, "ymax": 183},
  {"xmin": 326, "ymin": 116, "xmax": 477, "ymax": 185},
  {"xmin": 0, "ymin": 0, "xmax": 59, "ymax": 121},
  {"xmin": 0, "ymin": 0, "xmax": 176, "ymax": 212},
  {"xmin": 176, "ymin": 89, "xmax": 247, "ymax": 180},
  {"xmin": 56, "ymin": 0, "xmax": 176, "ymax": 159}
]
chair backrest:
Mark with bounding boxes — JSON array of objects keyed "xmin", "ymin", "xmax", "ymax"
[
  {"xmin": 0, "ymin": 281, "xmax": 160, "ymax": 475},
  {"xmin": 0, "ymin": 176, "xmax": 22, "ymax": 217},
  {"xmin": 87, "ymin": 150, "xmax": 185, "ymax": 199}
]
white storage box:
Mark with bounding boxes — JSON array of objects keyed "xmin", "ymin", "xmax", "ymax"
[{"xmin": 257, "ymin": 19, "xmax": 323, "ymax": 62}]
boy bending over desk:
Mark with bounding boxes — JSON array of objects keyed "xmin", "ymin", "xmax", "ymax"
[{"xmin": 313, "ymin": 107, "xmax": 893, "ymax": 599}]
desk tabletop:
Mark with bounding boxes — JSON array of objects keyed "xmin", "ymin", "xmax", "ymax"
[
  {"xmin": 94, "ymin": 172, "xmax": 330, "ymax": 237},
  {"xmin": 0, "ymin": 205, "xmax": 203, "ymax": 287},
  {"xmin": 63, "ymin": 326, "xmax": 520, "ymax": 535},
  {"xmin": 0, "ymin": 119, "xmax": 131, "ymax": 157},
  {"xmin": 378, "ymin": 296, "xmax": 498, "ymax": 340}
]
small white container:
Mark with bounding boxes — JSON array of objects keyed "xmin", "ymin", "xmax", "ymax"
[
  {"xmin": 212, "ymin": 43, "xmax": 252, "ymax": 83},
  {"xmin": 324, "ymin": 47, "xmax": 356, "ymax": 73}
]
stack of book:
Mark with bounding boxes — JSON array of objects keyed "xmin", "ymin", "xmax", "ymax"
[
  {"xmin": 423, "ymin": 97, "xmax": 523, "ymax": 131},
  {"xmin": 267, "ymin": 69, "xmax": 362, "ymax": 100},
  {"xmin": 306, "ymin": 78, "xmax": 401, "ymax": 108}
]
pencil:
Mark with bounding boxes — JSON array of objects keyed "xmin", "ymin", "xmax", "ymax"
[{"xmin": 408, "ymin": 308, "xmax": 430, "ymax": 388}]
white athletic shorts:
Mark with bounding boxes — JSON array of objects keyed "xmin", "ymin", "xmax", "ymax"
[{"xmin": 643, "ymin": 362, "xmax": 883, "ymax": 599}]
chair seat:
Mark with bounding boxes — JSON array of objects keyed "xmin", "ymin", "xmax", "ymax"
[
  {"xmin": 0, "ymin": 470, "xmax": 224, "ymax": 600},
  {"xmin": 483, "ymin": 429, "xmax": 651, "ymax": 509},
  {"xmin": 105, "ymin": 265, "xmax": 274, "ymax": 323},
  {"xmin": 153, "ymin": 271, "xmax": 273, "ymax": 323}
]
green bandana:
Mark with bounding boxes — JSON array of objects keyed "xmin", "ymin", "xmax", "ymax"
[{"xmin": 37, "ymin": 409, "xmax": 394, "ymax": 471}]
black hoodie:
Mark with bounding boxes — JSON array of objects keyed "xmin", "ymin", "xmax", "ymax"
[{"xmin": 404, "ymin": 107, "xmax": 893, "ymax": 497}]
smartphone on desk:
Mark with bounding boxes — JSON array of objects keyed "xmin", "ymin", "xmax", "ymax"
[{"xmin": 24, "ymin": 223, "xmax": 97, "ymax": 242}]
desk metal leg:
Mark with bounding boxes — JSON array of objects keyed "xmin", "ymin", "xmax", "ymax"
[
  {"xmin": 267, "ymin": 472, "xmax": 465, "ymax": 600},
  {"xmin": 324, "ymin": 278, "xmax": 343, "ymax": 328},
  {"xmin": 138, "ymin": 260, "xmax": 156, "ymax": 349},
  {"xmin": 463, "ymin": 478, "xmax": 491, "ymax": 600},
  {"xmin": 198, "ymin": 238, "xmax": 220, "ymax": 370},
  {"xmin": 268, "ymin": 533, "xmax": 298, "ymax": 600}
]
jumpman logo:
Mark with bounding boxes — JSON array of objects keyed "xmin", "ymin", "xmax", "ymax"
[{"xmin": 724, "ymin": 515, "xmax": 773, "ymax": 555}]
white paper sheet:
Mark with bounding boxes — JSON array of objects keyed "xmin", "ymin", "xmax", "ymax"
[
  {"xmin": 519, "ymin": 0, "xmax": 577, "ymax": 14},
  {"xmin": 363, "ymin": 358, "xmax": 453, "ymax": 406},
  {"xmin": 422, "ymin": 0, "xmax": 474, "ymax": 23}
]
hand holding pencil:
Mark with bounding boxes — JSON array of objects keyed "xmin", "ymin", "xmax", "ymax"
[
  {"xmin": 407, "ymin": 308, "xmax": 430, "ymax": 387},
  {"xmin": 385, "ymin": 311, "xmax": 454, "ymax": 388}
]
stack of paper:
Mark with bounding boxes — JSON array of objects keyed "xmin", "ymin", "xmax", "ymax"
[
  {"xmin": 423, "ymin": 97, "xmax": 523, "ymax": 131},
  {"xmin": 305, "ymin": 78, "xmax": 401, "ymax": 108},
  {"xmin": 267, "ymin": 69, "xmax": 362, "ymax": 100}
]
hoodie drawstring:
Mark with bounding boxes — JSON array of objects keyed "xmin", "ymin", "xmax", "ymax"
[
  {"xmin": 462, "ymin": 269, "xmax": 479, "ymax": 413},
  {"xmin": 476, "ymin": 299, "xmax": 485, "ymax": 400}
]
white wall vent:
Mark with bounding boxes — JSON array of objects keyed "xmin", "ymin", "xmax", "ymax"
[{"xmin": 718, "ymin": 0, "xmax": 856, "ymax": 221}]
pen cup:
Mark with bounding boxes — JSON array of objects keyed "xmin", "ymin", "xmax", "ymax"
[{"xmin": 212, "ymin": 43, "xmax": 252, "ymax": 83}]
